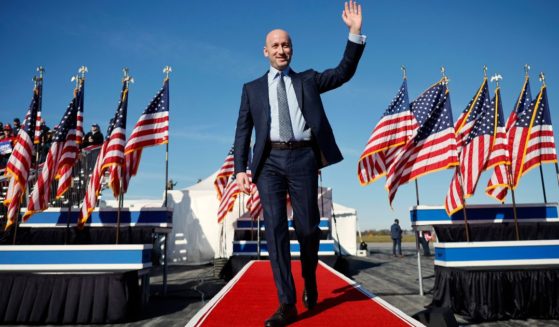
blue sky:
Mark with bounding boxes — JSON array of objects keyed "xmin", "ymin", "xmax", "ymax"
[{"xmin": 1, "ymin": 1, "xmax": 559, "ymax": 230}]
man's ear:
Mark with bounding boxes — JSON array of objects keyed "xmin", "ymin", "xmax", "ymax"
[{"xmin": 263, "ymin": 46, "xmax": 269, "ymax": 58}]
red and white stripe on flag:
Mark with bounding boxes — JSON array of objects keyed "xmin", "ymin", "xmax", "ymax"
[
  {"xmin": 214, "ymin": 148, "xmax": 235, "ymax": 200},
  {"xmin": 357, "ymin": 80, "xmax": 417, "ymax": 185}
]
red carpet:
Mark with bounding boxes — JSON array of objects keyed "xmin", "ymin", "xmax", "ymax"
[{"xmin": 188, "ymin": 260, "xmax": 421, "ymax": 326}]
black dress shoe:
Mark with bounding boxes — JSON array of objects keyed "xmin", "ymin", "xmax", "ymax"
[
  {"xmin": 265, "ymin": 304, "xmax": 297, "ymax": 327},
  {"xmin": 302, "ymin": 289, "xmax": 318, "ymax": 309}
]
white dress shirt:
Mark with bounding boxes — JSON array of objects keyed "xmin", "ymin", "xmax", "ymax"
[{"xmin": 268, "ymin": 33, "xmax": 366, "ymax": 142}]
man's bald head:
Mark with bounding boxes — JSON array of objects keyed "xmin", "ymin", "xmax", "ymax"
[{"xmin": 263, "ymin": 29, "xmax": 293, "ymax": 71}]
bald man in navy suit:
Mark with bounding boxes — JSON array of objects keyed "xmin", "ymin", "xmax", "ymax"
[{"xmin": 234, "ymin": 2, "xmax": 365, "ymax": 326}]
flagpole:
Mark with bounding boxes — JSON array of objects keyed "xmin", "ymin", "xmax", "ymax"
[
  {"xmin": 64, "ymin": 73, "xmax": 82, "ymax": 244},
  {"xmin": 163, "ymin": 66, "xmax": 172, "ymax": 209},
  {"xmin": 414, "ymin": 180, "xmax": 420, "ymax": 206},
  {"xmin": 401, "ymin": 66, "xmax": 421, "ymax": 207},
  {"xmin": 34, "ymin": 67, "xmax": 44, "ymax": 175},
  {"xmin": 538, "ymin": 165, "xmax": 548, "ymax": 203},
  {"xmin": 13, "ymin": 69, "xmax": 43, "ymax": 245},
  {"xmin": 162, "ymin": 66, "xmax": 172, "ymax": 296},
  {"xmin": 116, "ymin": 68, "xmax": 133, "ymax": 245},
  {"xmin": 505, "ymin": 160, "xmax": 521, "ymax": 240},
  {"xmin": 492, "ymin": 74, "xmax": 520, "ymax": 241},
  {"xmin": 456, "ymin": 167, "xmax": 470, "ymax": 242},
  {"xmin": 509, "ymin": 181, "xmax": 521, "ymax": 241}
]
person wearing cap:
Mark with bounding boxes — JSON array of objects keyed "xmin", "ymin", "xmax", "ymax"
[
  {"xmin": 3, "ymin": 124, "xmax": 14, "ymax": 140},
  {"xmin": 81, "ymin": 123, "xmax": 104, "ymax": 149}
]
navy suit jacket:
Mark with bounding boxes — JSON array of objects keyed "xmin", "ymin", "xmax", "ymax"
[{"xmin": 234, "ymin": 40, "xmax": 365, "ymax": 183}]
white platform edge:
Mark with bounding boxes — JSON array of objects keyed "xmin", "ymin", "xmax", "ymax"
[
  {"xmin": 0, "ymin": 263, "xmax": 151, "ymax": 271},
  {"xmin": 0, "ymin": 244, "xmax": 153, "ymax": 251},
  {"xmin": 436, "ymin": 240, "xmax": 559, "ymax": 248},
  {"xmin": 434, "ymin": 259, "xmax": 559, "ymax": 268}
]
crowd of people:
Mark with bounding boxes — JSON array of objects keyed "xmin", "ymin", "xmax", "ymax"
[{"xmin": 0, "ymin": 118, "xmax": 104, "ymax": 170}]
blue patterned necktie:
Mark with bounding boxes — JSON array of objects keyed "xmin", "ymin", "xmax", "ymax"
[{"xmin": 277, "ymin": 73, "xmax": 294, "ymax": 141}]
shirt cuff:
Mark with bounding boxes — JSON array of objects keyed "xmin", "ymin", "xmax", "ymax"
[{"xmin": 348, "ymin": 33, "xmax": 367, "ymax": 45}]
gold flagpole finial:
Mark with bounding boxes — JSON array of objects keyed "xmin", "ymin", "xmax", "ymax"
[
  {"xmin": 163, "ymin": 66, "xmax": 172, "ymax": 80},
  {"xmin": 441, "ymin": 66, "xmax": 449, "ymax": 85},
  {"xmin": 78, "ymin": 66, "xmax": 88, "ymax": 79},
  {"xmin": 539, "ymin": 72, "xmax": 546, "ymax": 86},
  {"xmin": 122, "ymin": 67, "xmax": 134, "ymax": 85},
  {"xmin": 70, "ymin": 74, "xmax": 80, "ymax": 88},
  {"xmin": 524, "ymin": 64, "xmax": 530, "ymax": 78},
  {"xmin": 36, "ymin": 66, "xmax": 45, "ymax": 80},
  {"xmin": 401, "ymin": 65, "xmax": 407, "ymax": 80},
  {"xmin": 491, "ymin": 73, "xmax": 503, "ymax": 88},
  {"xmin": 483, "ymin": 65, "xmax": 488, "ymax": 78}
]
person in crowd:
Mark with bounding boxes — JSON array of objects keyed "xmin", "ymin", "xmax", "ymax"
[
  {"xmin": 38, "ymin": 129, "xmax": 54, "ymax": 164},
  {"xmin": 233, "ymin": 2, "xmax": 365, "ymax": 325},
  {"xmin": 391, "ymin": 219, "xmax": 403, "ymax": 257},
  {"xmin": 359, "ymin": 240, "xmax": 368, "ymax": 251},
  {"xmin": 0, "ymin": 124, "xmax": 15, "ymax": 169},
  {"xmin": 13, "ymin": 118, "xmax": 21, "ymax": 135},
  {"xmin": 81, "ymin": 124, "xmax": 104, "ymax": 149},
  {"xmin": 418, "ymin": 230, "xmax": 432, "ymax": 256}
]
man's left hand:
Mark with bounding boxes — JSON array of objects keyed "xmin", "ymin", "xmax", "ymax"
[{"xmin": 342, "ymin": 0, "xmax": 362, "ymax": 35}]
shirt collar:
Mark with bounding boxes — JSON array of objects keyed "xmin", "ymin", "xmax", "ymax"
[{"xmin": 268, "ymin": 66, "xmax": 291, "ymax": 84}]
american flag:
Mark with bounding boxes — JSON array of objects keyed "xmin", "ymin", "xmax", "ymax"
[
  {"xmin": 217, "ymin": 176, "xmax": 240, "ymax": 223},
  {"xmin": 514, "ymin": 85, "xmax": 557, "ymax": 186},
  {"xmin": 485, "ymin": 87, "xmax": 511, "ymax": 201},
  {"xmin": 113, "ymin": 150, "xmax": 140, "ymax": 195},
  {"xmin": 55, "ymin": 81, "xmax": 85, "ymax": 198},
  {"xmin": 454, "ymin": 79, "xmax": 491, "ymax": 150},
  {"xmin": 118, "ymin": 78, "xmax": 169, "ymax": 195},
  {"xmin": 486, "ymin": 77, "xmax": 532, "ymax": 200},
  {"xmin": 79, "ymin": 82, "xmax": 129, "ymax": 226},
  {"xmin": 357, "ymin": 80, "xmax": 418, "ymax": 185},
  {"xmin": 385, "ymin": 80, "xmax": 458, "ymax": 205},
  {"xmin": 34, "ymin": 112, "xmax": 43, "ymax": 144},
  {"xmin": 3, "ymin": 79, "xmax": 42, "ymax": 229},
  {"xmin": 246, "ymin": 182, "xmax": 262, "ymax": 220},
  {"xmin": 124, "ymin": 79, "xmax": 169, "ymax": 154},
  {"xmin": 76, "ymin": 83, "xmax": 84, "ymax": 144},
  {"xmin": 106, "ymin": 84, "xmax": 129, "ymax": 197},
  {"xmin": 445, "ymin": 79, "xmax": 494, "ymax": 215},
  {"xmin": 214, "ymin": 146, "xmax": 234, "ymax": 200},
  {"xmin": 23, "ymin": 84, "xmax": 80, "ymax": 221}
]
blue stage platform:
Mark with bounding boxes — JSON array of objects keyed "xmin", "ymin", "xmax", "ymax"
[
  {"xmin": 410, "ymin": 203, "xmax": 559, "ymax": 226},
  {"xmin": 0, "ymin": 244, "xmax": 152, "ymax": 271},
  {"xmin": 434, "ymin": 240, "xmax": 559, "ymax": 268},
  {"xmin": 18, "ymin": 207, "xmax": 172, "ymax": 228},
  {"xmin": 232, "ymin": 240, "xmax": 335, "ymax": 256}
]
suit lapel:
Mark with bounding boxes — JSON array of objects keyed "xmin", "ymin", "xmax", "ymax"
[
  {"xmin": 290, "ymin": 70, "xmax": 303, "ymax": 111},
  {"xmin": 255, "ymin": 73, "xmax": 270, "ymax": 124}
]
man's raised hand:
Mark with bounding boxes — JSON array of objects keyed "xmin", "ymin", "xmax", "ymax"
[{"xmin": 342, "ymin": 0, "xmax": 362, "ymax": 35}]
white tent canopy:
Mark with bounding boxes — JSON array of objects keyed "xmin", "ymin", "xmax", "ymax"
[{"xmin": 107, "ymin": 172, "xmax": 358, "ymax": 265}]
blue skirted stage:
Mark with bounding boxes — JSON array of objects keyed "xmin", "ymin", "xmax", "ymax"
[
  {"xmin": 411, "ymin": 203, "xmax": 559, "ymax": 321},
  {"xmin": 0, "ymin": 207, "xmax": 171, "ymax": 324}
]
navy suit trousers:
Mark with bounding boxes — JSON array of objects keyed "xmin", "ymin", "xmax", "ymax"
[{"xmin": 256, "ymin": 147, "xmax": 321, "ymax": 304}]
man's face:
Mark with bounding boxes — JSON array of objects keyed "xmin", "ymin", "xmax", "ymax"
[
  {"xmin": 263, "ymin": 29, "xmax": 292, "ymax": 71},
  {"xmin": 92, "ymin": 126, "xmax": 99, "ymax": 133}
]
